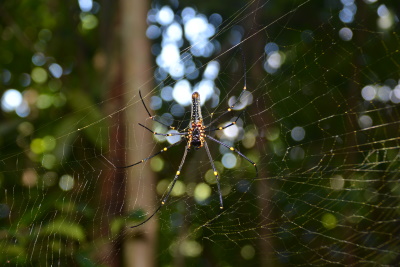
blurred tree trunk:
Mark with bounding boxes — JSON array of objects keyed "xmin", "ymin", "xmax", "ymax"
[
  {"xmin": 120, "ymin": 0, "xmax": 158, "ymax": 266},
  {"xmin": 243, "ymin": 2, "xmax": 277, "ymax": 266},
  {"xmin": 96, "ymin": 1, "xmax": 124, "ymax": 266}
]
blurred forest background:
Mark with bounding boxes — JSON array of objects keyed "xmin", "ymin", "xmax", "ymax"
[{"xmin": 1, "ymin": 0, "xmax": 400, "ymax": 266}]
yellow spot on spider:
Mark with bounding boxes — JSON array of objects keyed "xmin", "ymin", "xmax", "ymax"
[
  {"xmin": 214, "ymin": 171, "xmax": 218, "ymax": 176},
  {"xmin": 153, "ymin": 132, "xmax": 156, "ymax": 134},
  {"xmin": 161, "ymin": 201, "xmax": 165, "ymax": 205},
  {"xmin": 168, "ymin": 134, "xmax": 172, "ymax": 136},
  {"xmin": 176, "ymin": 171, "xmax": 180, "ymax": 175},
  {"xmin": 253, "ymin": 163, "xmax": 256, "ymax": 166},
  {"xmin": 171, "ymin": 127, "xmax": 175, "ymax": 129},
  {"xmin": 227, "ymin": 108, "xmax": 232, "ymax": 112},
  {"xmin": 230, "ymin": 147, "xmax": 234, "ymax": 151},
  {"xmin": 244, "ymin": 86, "xmax": 247, "ymax": 90},
  {"xmin": 141, "ymin": 160, "xmax": 144, "ymax": 162},
  {"xmin": 163, "ymin": 147, "xmax": 167, "ymax": 151},
  {"xmin": 232, "ymin": 122, "xmax": 236, "ymax": 124},
  {"xmin": 220, "ymin": 206, "xmax": 223, "ymax": 209},
  {"xmin": 219, "ymin": 127, "xmax": 223, "ymax": 130}
]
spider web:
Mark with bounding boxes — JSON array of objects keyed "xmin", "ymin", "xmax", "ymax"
[{"xmin": 1, "ymin": 0, "xmax": 400, "ymax": 266}]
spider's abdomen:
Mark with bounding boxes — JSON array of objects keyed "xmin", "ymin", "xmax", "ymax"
[{"xmin": 188, "ymin": 123, "xmax": 205, "ymax": 150}]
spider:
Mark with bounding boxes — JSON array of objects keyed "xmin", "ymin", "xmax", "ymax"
[{"xmin": 118, "ymin": 76, "xmax": 258, "ymax": 228}]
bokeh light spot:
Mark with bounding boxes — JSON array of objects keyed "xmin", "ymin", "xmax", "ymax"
[
  {"xmin": 330, "ymin": 175, "xmax": 345, "ymax": 190},
  {"xmin": 265, "ymin": 42, "xmax": 279, "ymax": 55},
  {"xmin": 43, "ymin": 135, "xmax": 56, "ymax": 151},
  {"xmin": 146, "ymin": 25, "xmax": 161, "ymax": 39},
  {"xmin": 291, "ymin": 126, "xmax": 305, "ymax": 142},
  {"xmin": 78, "ymin": 0, "xmax": 93, "ymax": 12},
  {"xmin": 322, "ymin": 213, "xmax": 338, "ymax": 229},
  {"xmin": 150, "ymin": 156, "xmax": 164, "ymax": 172},
  {"xmin": 377, "ymin": 86, "xmax": 391, "ymax": 102},
  {"xmin": 161, "ymin": 86, "xmax": 174, "ymax": 101},
  {"xmin": 170, "ymin": 103, "xmax": 185, "ymax": 117},
  {"xmin": 38, "ymin": 29, "xmax": 52, "ymax": 42},
  {"xmin": 165, "ymin": 22, "xmax": 182, "ymax": 42},
  {"xmin": 49, "ymin": 63, "xmax": 63, "ymax": 78},
  {"xmin": 150, "ymin": 96, "xmax": 162, "ymax": 110},
  {"xmin": 157, "ymin": 6, "xmax": 174, "ymax": 25},
  {"xmin": 32, "ymin": 53, "xmax": 46, "ymax": 66},
  {"xmin": 222, "ymin": 153, "xmax": 237, "ymax": 169},
  {"xmin": 204, "ymin": 61, "xmax": 220, "ymax": 80},
  {"xmin": 157, "ymin": 179, "xmax": 169, "ymax": 195},
  {"xmin": 266, "ymin": 127, "xmax": 280, "ymax": 141},
  {"xmin": 171, "ymin": 180, "xmax": 185, "ymax": 197},
  {"xmin": 267, "ymin": 52, "xmax": 283, "ymax": 69},
  {"xmin": 19, "ymin": 73, "xmax": 31, "ymax": 87},
  {"xmin": 358, "ymin": 115, "xmax": 373, "ymax": 129},
  {"xmin": 204, "ymin": 169, "xmax": 217, "ymax": 185},
  {"xmin": 361, "ymin": 85, "xmax": 376, "ymax": 101},
  {"xmin": 223, "ymin": 124, "xmax": 239, "ymax": 139},
  {"xmin": 59, "ymin": 174, "xmax": 74, "ymax": 191},
  {"xmin": 194, "ymin": 183, "xmax": 211, "ymax": 203},
  {"xmin": 22, "ymin": 169, "xmax": 38, "ymax": 187},
  {"xmin": 42, "ymin": 154, "xmax": 56, "ymax": 169},
  {"xmin": 81, "ymin": 13, "xmax": 98, "ymax": 30},
  {"xmin": 1, "ymin": 89, "xmax": 22, "ymax": 112},
  {"xmin": 31, "ymin": 67, "xmax": 48, "ymax": 84},
  {"xmin": 241, "ymin": 245, "xmax": 255, "ymax": 260},
  {"xmin": 243, "ymin": 131, "xmax": 256, "ymax": 148},
  {"xmin": 31, "ymin": 138, "xmax": 45, "ymax": 154},
  {"xmin": 180, "ymin": 240, "xmax": 203, "ymax": 257},
  {"xmin": 166, "ymin": 130, "xmax": 181, "ymax": 144},
  {"xmin": 173, "ymin": 79, "xmax": 192, "ymax": 106},
  {"xmin": 36, "ymin": 94, "xmax": 53, "ymax": 109},
  {"xmin": 339, "ymin": 27, "xmax": 353, "ymax": 41}
]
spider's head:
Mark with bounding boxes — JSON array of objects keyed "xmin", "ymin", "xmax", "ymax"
[{"xmin": 192, "ymin": 92, "xmax": 200, "ymax": 99}]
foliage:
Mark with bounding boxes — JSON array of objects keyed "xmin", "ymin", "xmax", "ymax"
[{"xmin": 1, "ymin": 0, "xmax": 400, "ymax": 266}]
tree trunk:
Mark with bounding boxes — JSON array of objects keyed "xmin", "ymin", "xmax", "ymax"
[
  {"xmin": 120, "ymin": 0, "xmax": 158, "ymax": 266},
  {"xmin": 242, "ymin": 1, "xmax": 276, "ymax": 265}
]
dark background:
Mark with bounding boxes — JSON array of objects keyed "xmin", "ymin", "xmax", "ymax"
[{"xmin": 1, "ymin": 0, "xmax": 400, "ymax": 266}]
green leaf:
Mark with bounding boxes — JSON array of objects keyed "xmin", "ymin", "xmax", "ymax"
[
  {"xmin": 128, "ymin": 209, "xmax": 146, "ymax": 221},
  {"xmin": 40, "ymin": 219, "xmax": 86, "ymax": 242},
  {"xmin": 0, "ymin": 245, "xmax": 26, "ymax": 264},
  {"xmin": 110, "ymin": 217, "xmax": 124, "ymax": 237},
  {"xmin": 66, "ymin": 90, "xmax": 109, "ymax": 150}
]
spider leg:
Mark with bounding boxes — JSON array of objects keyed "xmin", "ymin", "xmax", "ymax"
[
  {"xmin": 116, "ymin": 138, "xmax": 185, "ymax": 169},
  {"xmin": 206, "ymin": 49, "xmax": 248, "ymax": 128},
  {"xmin": 206, "ymin": 135, "xmax": 258, "ymax": 177},
  {"xmin": 131, "ymin": 145, "xmax": 189, "ymax": 228},
  {"xmin": 139, "ymin": 90, "xmax": 178, "ymax": 130},
  {"xmin": 138, "ymin": 123, "xmax": 188, "ymax": 137},
  {"xmin": 206, "ymin": 88, "xmax": 247, "ymax": 127},
  {"xmin": 130, "ymin": 204, "xmax": 162, "ymax": 228},
  {"xmin": 160, "ymin": 144, "xmax": 188, "ymax": 205},
  {"xmin": 207, "ymin": 110, "xmax": 245, "ymax": 133},
  {"xmin": 203, "ymin": 141, "xmax": 224, "ymax": 209}
]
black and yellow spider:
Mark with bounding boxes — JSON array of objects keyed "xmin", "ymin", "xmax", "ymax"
[{"xmin": 119, "ymin": 81, "xmax": 258, "ymax": 227}]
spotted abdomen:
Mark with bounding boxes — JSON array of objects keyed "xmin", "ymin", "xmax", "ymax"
[{"xmin": 188, "ymin": 123, "xmax": 205, "ymax": 150}]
